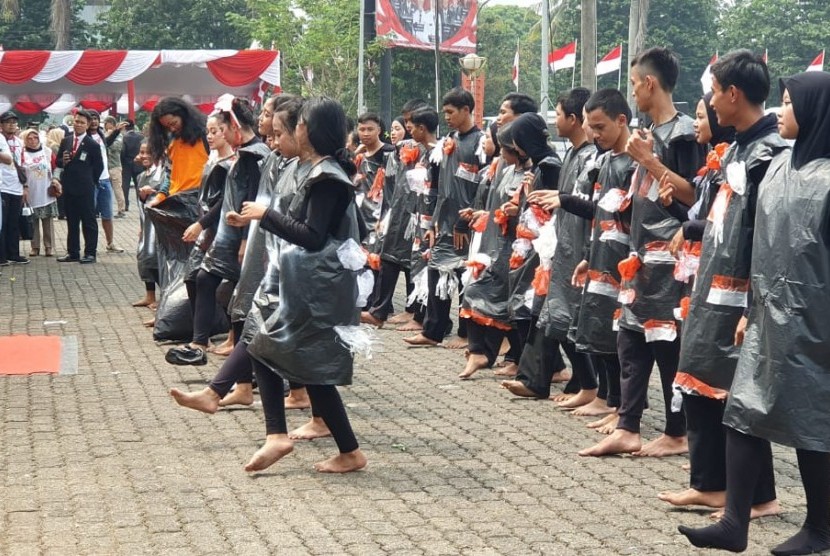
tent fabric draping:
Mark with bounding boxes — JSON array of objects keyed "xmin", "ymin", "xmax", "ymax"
[{"xmin": 0, "ymin": 49, "xmax": 281, "ymax": 116}]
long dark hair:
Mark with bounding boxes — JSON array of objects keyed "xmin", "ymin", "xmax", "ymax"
[
  {"xmin": 148, "ymin": 97, "xmax": 207, "ymax": 164},
  {"xmin": 300, "ymin": 96, "xmax": 355, "ymax": 176}
]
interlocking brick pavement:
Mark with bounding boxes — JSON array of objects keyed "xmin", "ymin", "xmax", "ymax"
[{"xmin": 0, "ymin": 210, "xmax": 811, "ymax": 555}]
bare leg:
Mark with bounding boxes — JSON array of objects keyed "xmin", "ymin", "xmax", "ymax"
[
  {"xmin": 218, "ymin": 383, "xmax": 254, "ymax": 407},
  {"xmin": 170, "ymin": 387, "xmax": 221, "ymax": 414},
  {"xmin": 289, "ymin": 417, "xmax": 331, "ymax": 440},
  {"xmin": 102, "ymin": 219, "xmax": 115, "ymax": 246},
  {"xmin": 578, "ymin": 428, "xmax": 642, "ymax": 457},
  {"xmin": 314, "ymin": 448, "xmax": 367, "ymax": 473},
  {"xmin": 633, "ymin": 434, "xmax": 689, "ymax": 457},
  {"xmin": 244, "ymin": 434, "xmax": 294, "ymax": 472}
]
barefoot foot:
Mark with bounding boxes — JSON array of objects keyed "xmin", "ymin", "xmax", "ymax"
[
  {"xmin": 387, "ymin": 312, "xmax": 414, "ymax": 325},
  {"xmin": 170, "ymin": 387, "xmax": 221, "ymax": 414},
  {"xmin": 132, "ymin": 296, "xmax": 154, "ymax": 307},
  {"xmin": 218, "ymin": 384, "xmax": 254, "ymax": 407},
  {"xmin": 459, "ymin": 353, "xmax": 489, "ymax": 379},
  {"xmin": 285, "ymin": 388, "xmax": 311, "ymax": 410},
  {"xmin": 578, "ymin": 429, "xmax": 641, "ymax": 457},
  {"xmin": 500, "ymin": 380, "xmax": 544, "ymax": 399},
  {"xmin": 709, "ymin": 499, "xmax": 781, "ymax": 521},
  {"xmin": 633, "ymin": 434, "xmax": 689, "ymax": 457},
  {"xmin": 313, "ymin": 449, "xmax": 367, "ymax": 473},
  {"xmin": 557, "ymin": 388, "xmax": 598, "ymax": 410},
  {"xmin": 551, "ymin": 369, "xmax": 572, "ymax": 383},
  {"xmin": 550, "ymin": 392, "xmax": 574, "ymax": 403},
  {"xmin": 244, "ymin": 434, "xmax": 294, "ymax": 472},
  {"xmin": 658, "ymin": 488, "xmax": 725, "ymax": 509},
  {"xmin": 587, "ymin": 411, "xmax": 618, "ymax": 429},
  {"xmin": 143, "ymin": 318, "xmax": 155, "ymax": 328},
  {"xmin": 571, "ymin": 396, "xmax": 615, "ymax": 417},
  {"xmin": 360, "ymin": 311, "xmax": 385, "ymax": 328},
  {"xmin": 288, "ymin": 417, "xmax": 331, "ymax": 440},
  {"xmin": 443, "ymin": 336, "xmax": 468, "ymax": 350},
  {"xmin": 493, "ymin": 362, "xmax": 518, "ymax": 377},
  {"xmin": 403, "ymin": 333, "xmax": 438, "ymax": 347},
  {"xmin": 395, "ymin": 321, "xmax": 423, "ymax": 332}
]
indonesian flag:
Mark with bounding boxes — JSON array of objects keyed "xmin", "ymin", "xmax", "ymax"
[
  {"xmin": 807, "ymin": 50, "xmax": 825, "ymax": 72},
  {"xmin": 549, "ymin": 41, "xmax": 577, "ymax": 72},
  {"xmin": 251, "ymin": 80, "xmax": 269, "ymax": 107},
  {"xmin": 512, "ymin": 48, "xmax": 519, "ymax": 90},
  {"xmin": 596, "ymin": 45, "xmax": 622, "ymax": 76},
  {"xmin": 700, "ymin": 53, "xmax": 717, "ymax": 93}
]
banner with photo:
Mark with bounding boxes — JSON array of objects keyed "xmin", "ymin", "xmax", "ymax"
[{"xmin": 376, "ymin": 0, "xmax": 477, "ymax": 54}]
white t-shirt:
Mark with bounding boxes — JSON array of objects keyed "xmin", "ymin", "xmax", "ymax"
[
  {"xmin": 0, "ymin": 133, "xmax": 24, "ymax": 195},
  {"xmin": 20, "ymin": 146, "xmax": 54, "ymax": 209},
  {"xmin": 90, "ymin": 130, "xmax": 110, "ymax": 180}
]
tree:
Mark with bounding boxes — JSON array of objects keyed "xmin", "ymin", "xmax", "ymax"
[{"xmin": 0, "ymin": 0, "xmax": 88, "ymax": 49}]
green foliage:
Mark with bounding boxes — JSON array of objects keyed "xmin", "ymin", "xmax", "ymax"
[
  {"xmin": 95, "ymin": 0, "xmax": 252, "ymax": 49},
  {"xmin": 0, "ymin": 0, "xmax": 89, "ymax": 48}
]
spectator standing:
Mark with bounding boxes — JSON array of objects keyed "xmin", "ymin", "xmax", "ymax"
[
  {"xmin": 103, "ymin": 116, "xmax": 127, "ymax": 218},
  {"xmin": 18, "ymin": 128, "xmax": 58, "ymax": 257},
  {"xmin": 0, "ymin": 111, "xmax": 29, "ymax": 266}
]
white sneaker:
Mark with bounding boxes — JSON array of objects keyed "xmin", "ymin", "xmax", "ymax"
[{"xmin": 106, "ymin": 243, "xmax": 125, "ymax": 253}]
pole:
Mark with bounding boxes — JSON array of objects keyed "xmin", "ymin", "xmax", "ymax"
[
  {"xmin": 571, "ymin": 39, "xmax": 578, "ymax": 89},
  {"xmin": 617, "ymin": 45, "xmax": 622, "ymax": 91},
  {"xmin": 127, "ymin": 79, "xmax": 136, "ymax": 121},
  {"xmin": 380, "ymin": 49, "xmax": 392, "ymax": 126},
  {"xmin": 580, "ymin": 0, "xmax": 597, "ymax": 90},
  {"xmin": 516, "ymin": 38, "xmax": 520, "ymax": 92},
  {"xmin": 540, "ymin": 0, "xmax": 550, "ymax": 116},
  {"xmin": 358, "ymin": 0, "xmax": 366, "ymax": 114},
  {"xmin": 434, "ymin": 1, "xmax": 441, "ymax": 112}
]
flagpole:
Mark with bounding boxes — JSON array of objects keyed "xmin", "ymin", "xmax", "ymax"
[
  {"xmin": 572, "ymin": 39, "xmax": 578, "ymax": 89},
  {"xmin": 540, "ymin": 0, "xmax": 550, "ymax": 116},
  {"xmin": 617, "ymin": 44, "xmax": 622, "ymax": 90},
  {"xmin": 516, "ymin": 38, "xmax": 520, "ymax": 91},
  {"xmin": 358, "ymin": 0, "xmax": 365, "ymax": 114}
]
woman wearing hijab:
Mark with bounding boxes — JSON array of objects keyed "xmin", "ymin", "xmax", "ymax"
[
  {"xmin": 19, "ymin": 128, "xmax": 58, "ymax": 256},
  {"xmin": 679, "ymin": 71, "xmax": 830, "ymax": 556}
]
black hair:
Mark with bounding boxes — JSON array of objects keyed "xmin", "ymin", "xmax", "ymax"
[
  {"xmin": 409, "ymin": 107, "xmax": 439, "ymax": 134},
  {"xmin": 228, "ymin": 97, "xmax": 256, "ymax": 130},
  {"xmin": 301, "ymin": 96, "xmax": 356, "ymax": 176},
  {"xmin": 124, "ymin": 119, "xmax": 135, "ymax": 130},
  {"xmin": 631, "ymin": 47, "xmax": 680, "ymax": 92},
  {"xmin": 270, "ymin": 93, "xmax": 300, "ymax": 115},
  {"xmin": 496, "ymin": 122, "xmax": 514, "ymax": 150},
  {"xmin": 501, "ymin": 92, "xmax": 537, "ymax": 115},
  {"xmin": 275, "ymin": 97, "xmax": 304, "ymax": 133},
  {"xmin": 86, "ymin": 109, "xmax": 101, "ymax": 119},
  {"xmin": 711, "ymin": 49, "xmax": 770, "ymax": 105},
  {"xmin": 74, "ymin": 109, "xmax": 92, "ymax": 123},
  {"xmin": 357, "ymin": 112, "xmax": 385, "ymax": 137},
  {"xmin": 442, "ymin": 87, "xmax": 474, "ymax": 111},
  {"xmin": 585, "ymin": 88, "xmax": 632, "ymax": 124},
  {"xmin": 402, "ymin": 98, "xmax": 428, "ymax": 114},
  {"xmin": 556, "ymin": 87, "xmax": 592, "ymax": 123},
  {"xmin": 148, "ymin": 96, "xmax": 207, "ymax": 163},
  {"xmin": 488, "ymin": 120, "xmax": 500, "ymax": 157}
]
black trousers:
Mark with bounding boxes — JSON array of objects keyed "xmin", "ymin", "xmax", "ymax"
[
  {"xmin": 466, "ymin": 320, "xmax": 507, "ymax": 367},
  {"xmin": 368, "ymin": 261, "xmax": 413, "ymax": 321},
  {"xmin": 63, "ymin": 192, "xmax": 98, "ymax": 258},
  {"xmin": 121, "ymin": 165, "xmax": 141, "ymax": 211},
  {"xmin": 0, "ymin": 192, "xmax": 22, "ymax": 261},
  {"xmin": 422, "ymin": 267, "xmax": 466, "ymax": 342},
  {"xmin": 594, "ymin": 353, "xmax": 622, "ymax": 408},
  {"xmin": 616, "ymin": 327, "xmax": 686, "ymax": 437},
  {"xmin": 188, "ymin": 269, "xmax": 227, "ymax": 346},
  {"xmin": 515, "ymin": 330, "xmax": 593, "ymax": 399},
  {"xmin": 252, "ymin": 359, "xmax": 359, "ymax": 453}
]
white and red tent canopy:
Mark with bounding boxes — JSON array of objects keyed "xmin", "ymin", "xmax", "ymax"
[{"xmin": 0, "ymin": 49, "xmax": 281, "ymax": 115}]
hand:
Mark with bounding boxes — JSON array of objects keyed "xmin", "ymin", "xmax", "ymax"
[
  {"xmin": 182, "ymin": 222, "xmax": 203, "ymax": 243},
  {"xmin": 458, "ymin": 208, "xmax": 474, "ymax": 221},
  {"xmin": 668, "ymin": 228, "xmax": 685, "ymax": 257},
  {"xmin": 239, "ymin": 202, "xmax": 268, "ymax": 221},
  {"xmin": 657, "ymin": 172, "xmax": 674, "ymax": 207},
  {"xmin": 471, "ymin": 210, "xmax": 488, "ymax": 222},
  {"xmin": 225, "ymin": 210, "xmax": 249, "ymax": 227},
  {"xmin": 499, "ymin": 202, "xmax": 519, "ymax": 217},
  {"xmin": 139, "ymin": 186, "xmax": 155, "ymax": 201},
  {"xmin": 453, "ymin": 230, "xmax": 469, "ymax": 250},
  {"xmin": 571, "ymin": 259, "xmax": 589, "ymax": 287},
  {"xmin": 527, "ymin": 190, "xmax": 561, "ymax": 211},
  {"xmin": 62, "ymin": 151, "xmax": 71, "ymax": 164},
  {"xmin": 238, "ymin": 239, "xmax": 247, "ymax": 265},
  {"xmin": 423, "ymin": 228, "xmax": 436, "ymax": 248},
  {"xmin": 146, "ymin": 195, "xmax": 161, "ymax": 208},
  {"xmin": 734, "ymin": 316, "xmax": 748, "ymax": 346},
  {"xmin": 118, "ymin": 121, "xmax": 129, "ymax": 130},
  {"xmin": 22, "ymin": 190, "xmax": 29, "ymax": 205},
  {"xmin": 626, "ymin": 128, "xmax": 655, "ymax": 165}
]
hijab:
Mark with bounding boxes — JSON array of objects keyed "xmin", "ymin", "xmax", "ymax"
[
  {"xmin": 703, "ymin": 92, "xmax": 736, "ymax": 147},
  {"xmin": 781, "ymin": 72, "xmax": 830, "ymax": 170},
  {"xmin": 393, "ymin": 116, "xmax": 411, "ymax": 141},
  {"xmin": 510, "ymin": 112, "xmax": 554, "ymax": 165},
  {"xmin": 489, "ymin": 120, "xmax": 500, "ymax": 157}
]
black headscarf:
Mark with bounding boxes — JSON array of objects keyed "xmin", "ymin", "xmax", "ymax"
[
  {"xmin": 489, "ymin": 120, "xmax": 500, "ymax": 157},
  {"xmin": 781, "ymin": 72, "xmax": 830, "ymax": 170},
  {"xmin": 510, "ymin": 112, "xmax": 554, "ymax": 165},
  {"xmin": 703, "ymin": 92, "xmax": 736, "ymax": 147}
]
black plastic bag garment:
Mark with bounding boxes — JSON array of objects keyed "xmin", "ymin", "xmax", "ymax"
[
  {"xmin": 677, "ymin": 132, "xmax": 788, "ymax": 394},
  {"xmin": 541, "ymin": 144, "xmax": 598, "ymax": 340},
  {"xmin": 182, "ymin": 159, "xmax": 231, "ymax": 283},
  {"xmin": 354, "ymin": 145, "xmax": 394, "ymax": 254},
  {"xmin": 379, "ymin": 141, "xmax": 423, "ymax": 267},
  {"xmin": 202, "ymin": 141, "xmax": 271, "ymax": 282},
  {"xmin": 247, "ymin": 159, "xmax": 361, "ymax": 385},
  {"xmin": 145, "ymin": 190, "xmax": 228, "ymax": 342},
  {"xmin": 136, "ymin": 196, "xmax": 158, "ymax": 284},
  {"xmin": 572, "ymin": 152, "xmax": 635, "ymax": 354},
  {"xmin": 723, "ymin": 154, "xmax": 830, "ymax": 452},
  {"xmin": 227, "ymin": 151, "xmax": 281, "ymax": 324},
  {"xmin": 461, "ymin": 161, "xmax": 521, "ymax": 327},
  {"xmin": 241, "ymin": 158, "xmax": 306, "ymax": 345}
]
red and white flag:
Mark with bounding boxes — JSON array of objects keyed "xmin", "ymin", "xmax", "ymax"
[
  {"xmin": 549, "ymin": 41, "xmax": 577, "ymax": 72},
  {"xmin": 512, "ymin": 47, "xmax": 519, "ymax": 90},
  {"xmin": 251, "ymin": 80, "xmax": 269, "ymax": 107},
  {"xmin": 807, "ymin": 50, "xmax": 825, "ymax": 72},
  {"xmin": 596, "ymin": 45, "xmax": 622, "ymax": 76},
  {"xmin": 700, "ymin": 53, "xmax": 718, "ymax": 93}
]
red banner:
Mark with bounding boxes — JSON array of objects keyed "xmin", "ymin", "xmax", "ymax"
[{"xmin": 376, "ymin": 0, "xmax": 477, "ymax": 54}]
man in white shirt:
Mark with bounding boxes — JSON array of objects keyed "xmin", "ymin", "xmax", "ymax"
[
  {"xmin": 87, "ymin": 110, "xmax": 124, "ymax": 253},
  {"xmin": 0, "ymin": 111, "xmax": 30, "ymax": 265}
]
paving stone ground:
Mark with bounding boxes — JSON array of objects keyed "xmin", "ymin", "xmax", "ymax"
[{"xmin": 0, "ymin": 210, "xmax": 814, "ymax": 555}]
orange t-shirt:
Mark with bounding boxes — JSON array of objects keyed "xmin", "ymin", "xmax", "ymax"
[{"xmin": 167, "ymin": 138, "xmax": 208, "ymax": 195}]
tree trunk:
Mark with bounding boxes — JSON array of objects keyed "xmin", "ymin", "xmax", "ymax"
[
  {"xmin": 50, "ymin": 0, "xmax": 71, "ymax": 49},
  {"xmin": 627, "ymin": 0, "xmax": 649, "ymax": 109},
  {"xmin": 580, "ymin": 0, "xmax": 596, "ymax": 90}
]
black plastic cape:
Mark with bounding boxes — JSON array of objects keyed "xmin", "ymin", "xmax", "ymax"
[
  {"xmin": 723, "ymin": 154, "xmax": 830, "ymax": 452},
  {"xmin": 379, "ymin": 140, "xmax": 423, "ymax": 267},
  {"xmin": 136, "ymin": 167, "xmax": 163, "ymax": 283},
  {"xmin": 182, "ymin": 158, "xmax": 231, "ymax": 282},
  {"xmin": 247, "ymin": 158, "xmax": 361, "ymax": 386}
]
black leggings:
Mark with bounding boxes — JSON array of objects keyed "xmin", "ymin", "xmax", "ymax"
[
  {"xmin": 368, "ymin": 261, "xmax": 414, "ymax": 321},
  {"xmin": 186, "ymin": 269, "xmax": 226, "ymax": 346},
  {"xmin": 252, "ymin": 359, "xmax": 359, "ymax": 453},
  {"xmin": 594, "ymin": 353, "xmax": 621, "ymax": 408}
]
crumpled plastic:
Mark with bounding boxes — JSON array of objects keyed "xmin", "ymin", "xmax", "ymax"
[
  {"xmin": 406, "ymin": 166, "xmax": 428, "ymax": 195},
  {"xmin": 493, "ymin": 209, "xmax": 509, "ymax": 236},
  {"xmin": 355, "ymin": 268, "xmax": 376, "ymax": 308},
  {"xmin": 618, "ymin": 252, "xmax": 642, "ymax": 282},
  {"xmin": 462, "ymin": 253, "xmax": 492, "ymax": 286},
  {"xmin": 435, "ymin": 269, "xmax": 459, "ymax": 301},
  {"xmin": 673, "ymin": 241, "xmax": 701, "ymax": 283},
  {"xmin": 334, "ymin": 325, "xmax": 380, "ymax": 359},
  {"xmin": 407, "ymin": 267, "xmax": 430, "ymax": 307},
  {"xmin": 470, "ymin": 212, "xmax": 489, "ymax": 233},
  {"xmin": 644, "ymin": 319, "xmax": 677, "ymax": 343},
  {"xmin": 598, "ymin": 187, "xmax": 628, "ymax": 213},
  {"xmin": 509, "ymin": 238, "xmax": 532, "ymax": 270},
  {"xmin": 337, "ymin": 238, "xmax": 368, "ymax": 271}
]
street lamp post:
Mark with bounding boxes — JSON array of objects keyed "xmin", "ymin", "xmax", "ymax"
[{"xmin": 459, "ymin": 53, "xmax": 487, "ymax": 127}]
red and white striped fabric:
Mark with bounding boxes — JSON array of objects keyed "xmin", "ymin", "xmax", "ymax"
[{"xmin": 0, "ymin": 49, "xmax": 281, "ymax": 115}]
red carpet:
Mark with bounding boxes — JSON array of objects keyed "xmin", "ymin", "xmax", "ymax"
[{"xmin": 0, "ymin": 335, "xmax": 69, "ymax": 375}]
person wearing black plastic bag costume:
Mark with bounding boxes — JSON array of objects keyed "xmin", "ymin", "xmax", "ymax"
[
  {"xmin": 498, "ymin": 91, "xmax": 595, "ymax": 396},
  {"xmin": 239, "ymin": 97, "xmax": 368, "ymax": 474},
  {"xmin": 169, "ymin": 96, "xmax": 306, "ymax": 413},
  {"xmin": 133, "ymin": 141, "xmax": 164, "ymax": 312},
  {"xmin": 660, "ymin": 51, "xmax": 785, "ymax": 519},
  {"xmin": 679, "ymin": 71, "xmax": 830, "ymax": 556},
  {"xmin": 353, "ymin": 113, "xmax": 395, "ymax": 254},
  {"xmin": 456, "ymin": 121, "xmax": 521, "ymax": 378},
  {"xmin": 404, "ymin": 87, "xmax": 485, "ymax": 349},
  {"xmin": 362, "ymin": 100, "xmax": 428, "ymax": 328},
  {"xmin": 580, "ymin": 48, "xmax": 705, "ymax": 457},
  {"xmin": 166, "ymin": 97, "xmax": 269, "ymax": 366}
]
